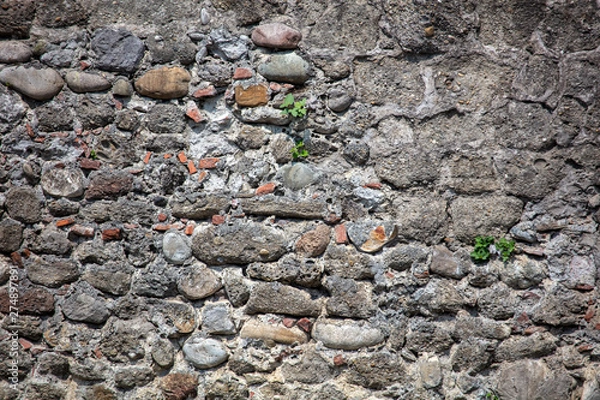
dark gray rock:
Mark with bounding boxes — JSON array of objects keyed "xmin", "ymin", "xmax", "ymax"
[
  {"xmin": 452, "ymin": 313, "xmax": 511, "ymax": 341},
  {"xmin": 147, "ymin": 35, "xmax": 197, "ymax": 65},
  {"xmin": 0, "ymin": 218, "xmax": 23, "ymax": 253},
  {"xmin": 450, "ymin": 337, "xmax": 496, "ymax": 373},
  {"xmin": 92, "ymin": 28, "xmax": 145, "ymax": 73},
  {"xmin": 151, "ymin": 338, "xmax": 174, "ymax": 369},
  {"xmin": 342, "ymin": 142, "xmax": 370, "ymax": 166},
  {"xmin": 384, "ymin": 245, "xmax": 429, "ymax": 271},
  {"xmin": 202, "ymin": 302, "xmax": 236, "ymax": 335},
  {"xmin": 500, "ymin": 255, "xmax": 546, "ymax": 289},
  {"xmin": 328, "ymin": 89, "xmax": 353, "ymax": 112},
  {"xmin": 405, "ymin": 320, "xmax": 454, "ymax": 354},
  {"xmin": 495, "ymin": 331, "xmax": 558, "ymax": 362},
  {"xmin": 0, "ymin": 84, "xmax": 26, "ymax": 134},
  {"xmin": 145, "ymin": 104, "xmax": 186, "ymax": 134},
  {"xmin": 82, "ymin": 198, "xmax": 155, "ymax": 226},
  {"xmin": 323, "ymin": 244, "xmax": 375, "ymax": 279},
  {"xmin": 281, "ymin": 348, "xmax": 335, "ymax": 384},
  {"xmin": 324, "ymin": 276, "xmax": 375, "ymax": 319},
  {"xmin": 40, "ymin": 48, "xmax": 75, "ymax": 68},
  {"xmin": 1, "ymin": 314, "xmax": 42, "ymax": 340},
  {"xmin": 99, "ymin": 317, "xmax": 152, "ymax": 362},
  {"xmin": 0, "ymin": 0, "xmax": 35, "ymax": 38},
  {"xmin": 450, "ymin": 196, "xmax": 524, "ymax": 242},
  {"xmin": 49, "ymin": 199, "xmax": 80, "ymax": 217},
  {"xmin": 69, "ymin": 358, "xmax": 109, "ymax": 381},
  {"xmin": 496, "ymin": 360, "xmax": 575, "ymax": 400},
  {"xmin": 5, "ymin": 186, "xmax": 43, "ymax": 223},
  {"xmin": 192, "ymin": 221, "xmax": 288, "ymax": 265},
  {"xmin": 246, "ymin": 282, "xmax": 323, "ymax": 317},
  {"xmin": 26, "ymin": 256, "xmax": 79, "ymax": 288},
  {"xmin": 531, "ymin": 284, "xmax": 589, "ymax": 326},
  {"xmin": 197, "ymin": 58, "xmax": 233, "ymax": 86},
  {"xmin": 114, "ymin": 366, "xmax": 155, "ymax": 389},
  {"xmin": 74, "ymin": 240, "xmax": 125, "ymax": 265},
  {"xmin": 478, "ymin": 282, "xmax": 519, "ymax": 320},
  {"xmin": 132, "ymin": 259, "xmax": 179, "ymax": 298},
  {"xmin": 347, "ymin": 352, "xmax": 405, "ymax": 390},
  {"xmin": 222, "ymin": 268, "xmax": 251, "ymax": 307},
  {"xmin": 30, "ymin": 226, "xmax": 73, "ymax": 255},
  {"xmin": 36, "ymin": 352, "xmax": 70, "ymax": 379},
  {"xmin": 76, "ymin": 96, "xmax": 116, "ymax": 130},
  {"xmin": 247, "ymin": 254, "xmax": 323, "ymax": 288},
  {"xmin": 409, "ymin": 280, "xmax": 468, "ymax": 316},
  {"xmin": 429, "ymin": 246, "xmax": 470, "ymax": 279},
  {"xmin": 82, "ymin": 263, "xmax": 133, "ymax": 296},
  {"xmin": 209, "ymin": 27, "xmax": 248, "ymax": 61},
  {"xmin": 62, "ymin": 282, "xmax": 110, "ymax": 324}
]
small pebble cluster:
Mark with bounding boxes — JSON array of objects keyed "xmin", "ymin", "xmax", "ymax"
[{"xmin": 0, "ymin": 0, "xmax": 600, "ymax": 399}]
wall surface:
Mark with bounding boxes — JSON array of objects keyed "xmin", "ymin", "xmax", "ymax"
[{"xmin": 1, "ymin": 0, "xmax": 600, "ymax": 399}]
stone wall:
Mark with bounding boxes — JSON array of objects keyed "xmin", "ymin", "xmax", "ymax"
[{"xmin": 0, "ymin": 0, "xmax": 600, "ymax": 399}]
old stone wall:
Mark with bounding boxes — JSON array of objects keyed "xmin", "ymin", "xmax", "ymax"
[{"xmin": 0, "ymin": 0, "xmax": 600, "ymax": 399}]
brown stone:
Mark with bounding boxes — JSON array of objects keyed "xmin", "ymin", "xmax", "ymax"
[
  {"xmin": 198, "ymin": 158, "xmax": 220, "ymax": 169},
  {"xmin": 240, "ymin": 319, "xmax": 308, "ymax": 344},
  {"xmin": 134, "ymin": 67, "xmax": 191, "ymax": 99},
  {"xmin": 334, "ymin": 224, "xmax": 348, "ymax": 244},
  {"xmin": 233, "ymin": 67, "xmax": 253, "ymax": 80},
  {"xmin": 295, "ymin": 225, "xmax": 331, "ymax": 257},
  {"xmin": 256, "ymin": 182, "xmax": 276, "ymax": 196},
  {"xmin": 0, "ymin": 287, "xmax": 54, "ymax": 315},
  {"xmin": 101, "ymin": 228, "xmax": 121, "ymax": 241},
  {"xmin": 251, "ymin": 23, "xmax": 302, "ymax": 49},
  {"xmin": 160, "ymin": 373, "xmax": 198, "ymax": 400},
  {"xmin": 86, "ymin": 171, "xmax": 133, "ymax": 200},
  {"xmin": 234, "ymin": 84, "xmax": 269, "ymax": 107}
]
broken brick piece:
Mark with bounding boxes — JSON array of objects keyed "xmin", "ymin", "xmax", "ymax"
[
  {"xmin": 101, "ymin": 228, "xmax": 121, "ymax": 241},
  {"xmin": 296, "ymin": 318, "xmax": 312, "ymax": 333},
  {"xmin": 256, "ymin": 182, "xmax": 276, "ymax": 196},
  {"xmin": 198, "ymin": 158, "xmax": 220, "ymax": 169},
  {"xmin": 143, "ymin": 151, "xmax": 152, "ymax": 164},
  {"xmin": 212, "ymin": 215, "xmax": 226, "ymax": 225},
  {"xmin": 233, "ymin": 67, "xmax": 253, "ymax": 80},
  {"xmin": 192, "ymin": 85, "xmax": 217, "ymax": 98},
  {"xmin": 177, "ymin": 151, "xmax": 188, "ymax": 163},
  {"xmin": 187, "ymin": 160, "xmax": 197, "ymax": 174},
  {"xmin": 56, "ymin": 218, "xmax": 75, "ymax": 228},
  {"xmin": 334, "ymin": 224, "xmax": 349, "ymax": 244}
]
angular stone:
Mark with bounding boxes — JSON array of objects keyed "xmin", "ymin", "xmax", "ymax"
[
  {"xmin": 0, "ymin": 84, "xmax": 26, "ymax": 133},
  {"xmin": 347, "ymin": 220, "xmax": 397, "ymax": 253},
  {"xmin": 85, "ymin": 170, "xmax": 133, "ymax": 200},
  {"xmin": 384, "ymin": 245, "xmax": 429, "ymax": 272},
  {"xmin": 99, "ymin": 318, "xmax": 151, "ymax": 362},
  {"xmin": 409, "ymin": 280, "xmax": 467, "ymax": 315},
  {"xmin": 145, "ymin": 103, "xmax": 186, "ymax": 134},
  {"xmin": 237, "ymin": 106, "xmax": 291, "ymax": 125},
  {"xmin": 312, "ymin": 319, "xmax": 385, "ymax": 350},
  {"xmin": 500, "ymin": 255, "xmax": 546, "ymax": 289},
  {"xmin": 149, "ymin": 300, "xmax": 198, "ymax": 337},
  {"xmin": 202, "ymin": 302, "xmax": 236, "ymax": 335},
  {"xmin": 65, "ymin": 71, "xmax": 111, "ymax": 93},
  {"xmin": 0, "ymin": 41, "xmax": 32, "ymax": 63},
  {"xmin": 0, "ymin": 0, "xmax": 35, "ymax": 38},
  {"xmin": 405, "ymin": 320, "xmax": 454, "ymax": 354},
  {"xmin": 26, "ymin": 257, "xmax": 79, "ymax": 288},
  {"xmin": 62, "ymin": 283, "xmax": 109, "ymax": 324},
  {"xmin": 495, "ymin": 331, "xmax": 558, "ymax": 362},
  {"xmin": 163, "ymin": 230, "xmax": 192, "ymax": 265},
  {"xmin": 113, "ymin": 77, "xmax": 133, "ymax": 97},
  {"xmin": 450, "ymin": 196, "xmax": 524, "ymax": 242},
  {"xmin": 453, "ymin": 313, "xmax": 511, "ymax": 341},
  {"xmin": 0, "ymin": 286, "xmax": 54, "ymax": 315},
  {"xmin": 171, "ymin": 196, "xmax": 230, "ymax": 220},
  {"xmin": 222, "ymin": 269, "xmax": 251, "ymax": 307},
  {"xmin": 183, "ymin": 336, "xmax": 229, "ymax": 369},
  {"xmin": 295, "ymin": 224, "xmax": 330, "ymax": 258},
  {"xmin": 531, "ymin": 284, "xmax": 588, "ymax": 326},
  {"xmin": 178, "ymin": 263, "xmax": 222, "ymax": 300},
  {"xmin": 324, "ymin": 244, "xmax": 375, "ymax": 279},
  {"xmin": 245, "ymin": 282, "xmax": 323, "ymax": 317},
  {"xmin": 247, "ymin": 254, "xmax": 323, "ymax": 288},
  {"xmin": 135, "ymin": 66, "xmax": 191, "ymax": 99},
  {"xmin": 496, "ymin": 360, "xmax": 574, "ymax": 400},
  {"xmin": 324, "ymin": 276, "xmax": 375, "ymax": 319},
  {"xmin": 132, "ymin": 259, "xmax": 179, "ymax": 298},
  {"xmin": 239, "ymin": 195, "xmax": 327, "ymax": 219},
  {"xmin": 375, "ymin": 146, "xmax": 440, "ymax": 188},
  {"xmin": 252, "ymin": 23, "xmax": 302, "ymax": 49},
  {"xmin": 450, "ymin": 337, "xmax": 496, "ymax": 374},
  {"xmin": 41, "ymin": 167, "xmax": 85, "ymax": 198},
  {"xmin": 92, "ymin": 28, "xmax": 144, "ymax": 73},
  {"xmin": 192, "ymin": 221, "xmax": 287, "ymax": 265},
  {"xmin": 82, "ymin": 263, "xmax": 132, "ymax": 296},
  {"xmin": 235, "ymin": 84, "xmax": 269, "ymax": 107},
  {"xmin": 240, "ymin": 318, "xmax": 307, "ymax": 345},
  {"xmin": 429, "ymin": 245, "xmax": 470, "ymax": 279},
  {"xmin": 69, "ymin": 359, "xmax": 109, "ymax": 381},
  {"xmin": 160, "ymin": 373, "xmax": 198, "ymax": 400},
  {"xmin": 35, "ymin": 352, "xmax": 69, "ymax": 378},
  {"xmin": 5, "ymin": 186, "xmax": 43, "ymax": 224},
  {"xmin": 281, "ymin": 348, "xmax": 334, "ymax": 384},
  {"xmin": 114, "ymin": 366, "xmax": 155, "ymax": 389},
  {"xmin": 478, "ymin": 282, "xmax": 519, "ymax": 320},
  {"xmin": 563, "ymin": 255, "xmax": 596, "ymax": 289},
  {"xmin": 348, "ymin": 352, "xmax": 405, "ymax": 390},
  {"xmin": 2, "ymin": 314, "xmax": 42, "ymax": 341},
  {"xmin": 0, "ymin": 218, "xmax": 23, "ymax": 253},
  {"xmin": 0, "ymin": 66, "xmax": 64, "ymax": 101},
  {"xmin": 258, "ymin": 52, "xmax": 310, "ymax": 84}
]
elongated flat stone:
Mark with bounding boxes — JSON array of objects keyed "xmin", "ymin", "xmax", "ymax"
[
  {"xmin": 312, "ymin": 319, "xmax": 385, "ymax": 350},
  {"xmin": 258, "ymin": 52, "xmax": 310, "ymax": 84},
  {"xmin": 0, "ymin": 66, "xmax": 64, "ymax": 100},
  {"xmin": 241, "ymin": 319, "xmax": 307, "ymax": 344},
  {"xmin": 65, "ymin": 71, "xmax": 111, "ymax": 93},
  {"xmin": 238, "ymin": 195, "xmax": 327, "ymax": 219},
  {"xmin": 252, "ymin": 23, "xmax": 302, "ymax": 49},
  {"xmin": 134, "ymin": 66, "xmax": 191, "ymax": 99}
]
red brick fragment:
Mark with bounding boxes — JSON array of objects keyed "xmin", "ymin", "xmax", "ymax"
[
  {"xmin": 334, "ymin": 223, "xmax": 348, "ymax": 244},
  {"xmin": 192, "ymin": 85, "xmax": 217, "ymax": 98},
  {"xmin": 585, "ymin": 307, "xmax": 595, "ymax": 322},
  {"xmin": 187, "ymin": 160, "xmax": 197, "ymax": 174},
  {"xmin": 56, "ymin": 218, "xmax": 75, "ymax": 228},
  {"xmin": 524, "ymin": 326, "xmax": 546, "ymax": 335},
  {"xmin": 184, "ymin": 224, "xmax": 195, "ymax": 236},
  {"xmin": 256, "ymin": 182, "xmax": 276, "ymax": 196},
  {"xmin": 282, "ymin": 318, "xmax": 295, "ymax": 328},
  {"xmin": 233, "ymin": 67, "xmax": 253, "ymax": 80},
  {"xmin": 157, "ymin": 213, "xmax": 168, "ymax": 222},
  {"xmin": 102, "ymin": 228, "xmax": 121, "ymax": 241},
  {"xmin": 333, "ymin": 354, "xmax": 346, "ymax": 366},
  {"xmin": 578, "ymin": 344, "xmax": 594, "ymax": 352},
  {"xmin": 576, "ymin": 284, "xmax": 595, "ymax": 291},
  {"xmin": 79, "ymin": 158, "xmax": 101, "ymax": 170},
  {"xmin": 79, "ymin": 60, "xmax": 91, "ymax": 70},
  {"xmin": 198, "ymin": 158, "xmax": 220, "ymax": 169},
  {"xmin": 186, "ymin": 104, "xmax": 205, "ymax": 123},
  {"xmin": 70, "ymin": 224, "xmax": 94, "ymax": 237},
  {"xmin": 364, "ymin": 182, "xmax": 382, "ymax": 189},
  {"xmin": 212, "ymin": 215, "xmax": 226, "ymax": 225},
  {"xmin": 296, "ymin": 318, "xmax": 312, "ymax": 333},
  {"xmin": 19, "ymin": 338, "xmax": 32, "ymax": 350},
  {"xmin": 10, "ymin": 252, "xmax": 22, "ymax": 267},
  {"xmin": 164, "ymin": 154, "xmax": 172, "ymax": 159},
  {"xmin": 198, "ymin": 170, "xmax": 208, "ymax": 182},
  {"xmin": 25, "ymin": 123, "xmax": 35, "ymax": 138},
  {"xmin": 143, "ymin": 151, "xmax": 152, "ymax": 164},
  {"xmin": 177, "ymin": 151, "xmax": 187, "ymax": 163}
]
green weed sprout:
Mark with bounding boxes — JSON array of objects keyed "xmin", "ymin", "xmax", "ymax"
[
  {"xmin": 470, "ymin": 236, "xmax": 516, "ymax": 263},
  {"xmin": 290, "ymin": 140, "xmax": 309, "ymax": 161},
  {"xmin": 280, "ymin": 94, "xmax": 307, "ymax": 118}
]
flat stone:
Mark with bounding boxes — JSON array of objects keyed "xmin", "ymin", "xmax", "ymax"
[
  {"xmin": 26, "ymin": 256, "xmax": 79, "ymax": 288},
  {"xmin": 183, "ymin": 336, "xmax": 229, "ymax": 369},
  {"xmin": 0, "ymin": 41, "xmax": 32, "ymax": 63},
  {"xmin": 0, "ymin": 66, "xmax": 64, "ymax": 100},
  {"xmin": 62, "ymin": 283, "xmax": 109, "ymax": 324},
  {"xmin": 419, "ymin": 354, "xmax": 442, "ymax": 389},
  {"xmin": 0, "ymin": 0, "xmax": 35, "ymax": 38},
  {"xmin": 134, "ymin": 66, "xmax": 191, "ymax": 99},
  {"xmin": 178, "ymin": 263, "xmax": 223, "ymax": 300},
  {"xmin": 239, "ymin": 195, "xmax": 328, "ymax": 219},
  {"xmin": 41, "ymin": 167, "xmax": 85, "ymax": 198},
  {"xmin": 258, "ymin": 52, "xmax": 310, "ymax": 84},
  {"xmin": 0, "ymin": 218, "xmax": 23, "ymax": 253},
  {"xmin": 281, "ymin": 348, "xmax": 335, "ymax": 384},
  {"xmin": 191, "ymin": 221, "xmax": 288, "ymax": 265},
  {"xmin": 240, "ymin": 319, "xmax": 307, "ymax": 344},
  {"xmin": 235, "ymin": 84, "xmax": 269, "ymax": 107},
  {"xmin": 163, "ymin": 230, "xmax": 192, "ymax": 265},
  {"xmin": 453, "ymin": 313, "xmax": 511, "ymax": 341},
  {"xmin": 282, "ymin": 163, "xmax": 318, "ymax": 190},
  {"xmin": 295, "ymin": 224, "xmax": 330, "ymax": 257},
  {"xmin": 114, "ymin": 366, "xmax": 155, "ymax": 389},
  {"xmin": 251, "ymin": 23, "xmax": 302, "ymax": 49},
  {"xmin": 65, "ymin": 71, "xmax": 111, "ymax": 93},
  {"xmin": 450, "ymin": 337, "xmax": 495, "ymax": 374},
  {"xmin": 324, "ymin": 276, "xmax": 375, "ymax": 319},
  {"xmin": 430, "ymin": 245, "xmax": 470, "ymax": 279},
  {"xmin": 245, "ymin": 282, "xmax": 323, "ymax": 317},
  {"xmin": 531, "ymin": 284, "xmax": 588, "ymax": 326},
  {"xmin": 85, "ymin": 170, "xmax": 133, "ymax": 200},
  {"xmin": 247, "ymin": 254, "xmax": 323, "ymax": 288},
  {"xmin": 409, "ymin": 280, "xmax": 467, "ymax": 316},
  {"xmin": 5, "ymin": 186, "xmax": 43, "ymax": 223},
  {"xmin": 171, "ymin": 196, "xmax": 230, "ymax": 220},
  {"xmin": 237, "ymin": 106, "xmax": 291, "ymax": 125},
  {"xmin": 92, "ymin": 28, "xmax": 144, "ymax": 73},
  {"xmin": 496, "ymin": 360, "xmax": 573, "ymax": 400},
  {"xmin": 495, "ymin": 331, "xmax": 558, "ymax": 362},
  {"xmin": 82, "ymin": 263, "xmax": 133, "ymax": 296},
  {"xmin": 500, "ymin": 255, "xmax": 546, "ymax": 289},
  {"xmin": 312, "ymin": 319, "xmax": 385, "ymax": 350},
  {"xmin": 202, "ymin": 302, "xmax": 236, "ymax": 335}
]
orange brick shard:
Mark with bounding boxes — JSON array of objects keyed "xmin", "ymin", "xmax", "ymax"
[
  {"xmin": 198, "ymin": 158, "xmax": 220, "ymax": 169},
  {"xmin": 256, "ymin": 182, "xmax": 276, "ymax": 196}
]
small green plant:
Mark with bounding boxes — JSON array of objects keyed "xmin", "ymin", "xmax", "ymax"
[
  {"xmin": 89, "ymin": 149, "xmax": 98, "ymax": 160},
  {"xmin": 471, "ymin": 235, "xmax": 495, "ymax": 263},
  {"xmin": 290, "ymin": 140, "xmax": 309, "ymax": 160},
  {"xmin": 280, "ymin": 94, "xmax": 307, "ymax": 118},
  {"xmin": 470, "ymin": 235, "xmax": 515, "ymax": 263},
  {"xmin": 496, "ymin": 237, "xmax": 515, "ymax": 262},
  {"xmin": 485, "ymin": 392, "xmax": 499, "ymax": 400}
]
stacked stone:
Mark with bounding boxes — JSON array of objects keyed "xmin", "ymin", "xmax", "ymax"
[{"xmin": 0, "ymin": 0, "xmax": 600, "ymax": 399}]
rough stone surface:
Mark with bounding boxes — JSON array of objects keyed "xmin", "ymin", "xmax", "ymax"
[
  {"xmin": 62, "ymin": 283, "xmax": 110, "ymax": 324},
  {"xmin": 92, "ymin": 28, "xmax": 145, "ymax": 73},
  {"xmin": 41, "ymin": 167, "xmax": 85, "ymax": 198},
  {"xmin": 0, "ymin": 218, "xmax": 23, "ymax": 253},
  {"xmin": 295, "ymin": 224, "xmax": 330, "ymax": 258},
  {"xmin": 183, "ymin": 336, "xmax": 229, "ymax": 369},
  {"xmin": 246, "ymin": 282, "xmax": 323, "ymax": 317},
  {"xmin": 312, "ymin": 319, "xmax": 385, "ymax": 350},
  {"xmin": 252, "ymin": 23, "xmax": 302, "ymax": 49},
  {"xmin": 26, "ymin": 257, "xmax": 79, "ymax": 288},
  {"xmin": 177, "ymin": 263, "xmax": 222, "ymax": 300},
  {"xmin": 134, "ymin": 67, "xmax": 191, "ymax": 99},
  {"xmin": 5, "ymin": 186, "xmax": 43, "ymax": 224}
]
